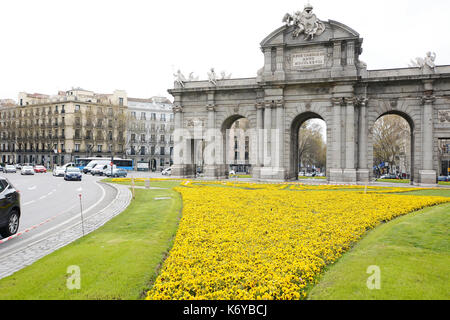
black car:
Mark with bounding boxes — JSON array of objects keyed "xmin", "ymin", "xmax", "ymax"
[
  {"xmin": 64, "ymin": 168, "xmax": 82, "ymax": 181},
  {"xmin": 0, "ymin": 177, "xmax": 21, "ymax": 238}
]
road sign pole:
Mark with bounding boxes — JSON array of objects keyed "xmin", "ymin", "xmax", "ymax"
[{"xmin": 79, "ymin": 194, "xmax": 85, "ymax": 236}]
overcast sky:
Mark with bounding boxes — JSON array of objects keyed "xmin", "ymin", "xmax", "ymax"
[{"xmin": 1, "ymin": 0, "xmax": 449, "ymax": 101}]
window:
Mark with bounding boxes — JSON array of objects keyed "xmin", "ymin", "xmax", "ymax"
[
  {"xmin": 109, "ymin": 144, "xmax": 112, "ymax": 153},
  {"xmin": 151, "ymin": 113, "xmax": 156, "ymax": 120},
  {"xmin": 75, "ymin": 105, "xmax": 81, "ymax": 112},
  {"xmin": 131, "ymin": 134, "xmax": 136, "ymax": 142},
  {"xmin": 75, "ymin": 144, "xmax": 80, "ymax": 152},
  {"xmin": 97, "ymin": 145, "xmax": 103, "ymax": 152},
  {"xmin": 140, "ymin": 146, "xmax": 145, "ymax": 156},
  {"xmin": 160, "ymin": 147, "xmax": 165, "ymax": 156},
  {"xmin": 109, "ymin": 131, "xmax": 113, "ymax": 141},
  {"xmin": 141, "ymin": 112, "xmax": 146, "ymax": 120},
  {"xmin": 160, "ymin": 113, "xmax": 166, "ymax": 122},
  {"xmin": 131, "ymin": 112, "xmax": 136, "ymax": 119},
  {"xmin": 160, "ymin": 135, "xmax": 165, "ymax": 143},
  {"xmin": 170, "ymin": 114, "xmax": 174, "ymax": 122},
  {"xmin": 119, "ymin": 97, "xmax": 124, "ymax": 106},
  {"xmin": 151, "ymin": 146, "xmax": 155, "ymax": 155}
]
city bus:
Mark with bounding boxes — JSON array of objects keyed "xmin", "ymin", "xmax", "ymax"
[{"xmin": 74, "ymin": 158, "xmax": 134, "ymax": 171}]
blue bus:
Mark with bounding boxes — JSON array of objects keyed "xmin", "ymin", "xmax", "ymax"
[{"xmin": 74, "ymin": 158, "xmax": 134, "ymax": 171}]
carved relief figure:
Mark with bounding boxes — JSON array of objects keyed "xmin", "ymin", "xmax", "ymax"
[
  {"xmin": 283, "ymin": 3, "xmax": 325, "ymax": 40},
  {"xmin": 438, "ymin": 110, "xmax": 450, "ymax": 123}
]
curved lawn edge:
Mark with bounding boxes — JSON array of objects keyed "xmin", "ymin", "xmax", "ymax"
[
  {"xmin": 0, "ymin": 183, "xmax": 182, "ymax": 300},
  {"xmin": 307, "ymin": 202, "xmax": 450, "ymax": 300}
]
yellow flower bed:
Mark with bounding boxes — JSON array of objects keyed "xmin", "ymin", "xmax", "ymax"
[{"xmin": 146, "ymin": 183, "xmax": 448, "ymax": 300}]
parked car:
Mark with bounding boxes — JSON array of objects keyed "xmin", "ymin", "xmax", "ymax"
[
  {"xmin": 105, "ymin": 168, "xmax": 128, "ymax": 178},
  {"xmin": 61, "ymin": 162, "xmax": 76, "ymax": 170},
  {"xmin": 229, "ymin": 170, "xmax": 236, "ymax": 176},
  {"xmin": 21, "ymin": 166, "xmax": 35, "ymax": 175},
  {"xmin": 91, "ymin": 164, "xmax": 108, "ymax": 176},
  {"xmin": 53, "ymin": 167, "xmax": 66, "ymax": 177},
  {"xmin": 4, "ymin": 165, "xmax": 17, "ymax": 174},
  {"xmin": 0, "ymin": 177, "xmax": 21, "ymax": 238},
  {"xmin": 15, "ymin": 164, "xmax": 22, "ymax": 170},
  {"xmin": 438, "ymin": 176, "xmax": 450, "ymax": 182},
  {"xmin": 64, "ymin": 168, "xmax": 82, "ymax": 181},
  {"xmin": 34, "ymin": 165, "xmax": 47, "ymax": 173},
  {"xmin": 0, "ymin": 165, "xmax": 3, "ymax": 172},
  {"xmin": 162, "ymin": 167, "xmax": 172, "ymax": 176},
  {"xmin": 379, "ymin": 174, "xmax": 398, "ymax": 180}
]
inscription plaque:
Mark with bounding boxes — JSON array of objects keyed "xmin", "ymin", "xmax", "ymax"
[{"xmin": 292, "ymin": 51, "xmax": 325, "ymax": 68}]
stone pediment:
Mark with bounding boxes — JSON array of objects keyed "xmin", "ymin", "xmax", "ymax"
[
  {"xmin": 258, "ymin": 6, "xmax": 365, "ymax": 82},
  {"xmin": 260, "ymin": 20, "xmax": 361, "ymax": 48}
]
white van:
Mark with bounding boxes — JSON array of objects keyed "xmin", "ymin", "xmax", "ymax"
[{"xmin": 83, "ymin": 160, "xmax": 110, "ymax": 174}]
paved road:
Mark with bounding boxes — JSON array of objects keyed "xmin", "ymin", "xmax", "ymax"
[{"xmin": 0, "ymin": 172, "xmax": 117, "ymax": 256}]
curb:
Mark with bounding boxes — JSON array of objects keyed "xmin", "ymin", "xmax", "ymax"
[{"xmin": 0, "ymin": 183, "xmax": 132, "ymax": 280}]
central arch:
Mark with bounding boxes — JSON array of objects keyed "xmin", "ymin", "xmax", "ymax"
[
  {"xmin": 221, "ymin": 114, "xmax": 251, "ymax": 178},
  {"xmin": 372, "ymin": 110, "xmax": 416, "ymax": 184},
  {"xmin": 289, "ymin": 112, "xmax": 327, "ymax": 180}
]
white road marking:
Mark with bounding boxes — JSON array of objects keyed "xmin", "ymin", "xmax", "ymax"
[
  {"xmin": 23, "ymin": 200, "xmax": 36, "ymax": 206},
  {"xmin": 77, "ymin": 187, "xmax": 83, "ymax": 192},
  {"xmin": 7, "ymin": 182, "xmax": 107, "ymax": 248},
  {"xmin": 39, "ymin": 196, "xmax": 47, "ymax": 200},
  {"xmin": 28, "ymin": 186, "xmax": 37, "ymax": 191}
]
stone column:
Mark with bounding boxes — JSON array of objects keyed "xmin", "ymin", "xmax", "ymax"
[
  {"xmin": 275, "ymin": 100, "xmax": 286, "ymax": 179},
  {"xmin": 330, "ymin": 98, "xmax": 343, "ymax": 182},
  {"xmin": 274, "ymin": 47, "xmax": 285, "ymax": 81},
  {"xmin": 420, "ymin": 92, "xmax": 437, "ymax": 184},
  {"xmin": 357, "ymin": 98, "xmax": 370, "ymax": 182},
  {"xmin": 204, "ymin": 104, "xmax": 218, "ymax": 179},
  {"xmin": 172, "ymin": 105, "xmax": 185, "ymax": 177},
  {"xmin": 263, "ymin": 102, "xmax": 272, "ymax": 168},
  {"xmin": 252, "ymin": 103, "xmax": 264, "ymax": 179},
  {"xmin": 344, "ymin": 98, "xmax": 357, "ymax": 183}
]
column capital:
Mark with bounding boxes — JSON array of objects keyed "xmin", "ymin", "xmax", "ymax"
[
  {"xmin": 331, "ymin": 97, "xmax": 345, "ymax": 107},
  {"xmin": 355, "ymin": 97, "xmax": 368, "ymax": 107},
  {"xmin": 344, "ymin": 97, "xmax": 356, "ymax": 105},
  {"xmin": 255, "ymin": 102, "xmax": 265, "ymax": 110},
  {"xmin": 206, "ymin": 104, "xmax": 216, "ymax": 112},
  {"xmin": 421, "ymin": 95, "xmax": 436, "ymax": 105},
  {"xmin": 173, "ymin": 105, "xmax": 184, "ymax": 113},
  {"xmin": 264, "ymin": 101, "xmax": 275, "ymax": 109},
  {"xmin": 275, "ymin": 100, "xmax": 285, "ymax": 108}
]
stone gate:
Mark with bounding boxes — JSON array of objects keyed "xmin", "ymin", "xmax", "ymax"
[{"xmin": 169, "ymin": 4, "xmax": 450, "ymax": 185}]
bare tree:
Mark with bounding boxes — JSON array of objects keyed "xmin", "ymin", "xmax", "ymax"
[
  {"xmin": 298, "ymin": 121, "xmax": 327, "ymax": 171},
  {"xmin": 373, "ymin": 115, "xmax": 410, "ymax": 172}
]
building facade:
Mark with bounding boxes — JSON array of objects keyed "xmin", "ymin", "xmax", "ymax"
[
  {"xmin": 170, "ymin": 4, "xmax": 450, "ymax": 185},
  {"xmin": 126, "ymin": 97, "xmax": 174, "ymax": 171},
  {"xmin": 0, "ymin": 88, "xmax": 128, "ymax": 167}
]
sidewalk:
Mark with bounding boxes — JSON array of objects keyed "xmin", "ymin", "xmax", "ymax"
[{"xmin": 0, "ymin": 183, "xmax": 132, "ymax": 280}]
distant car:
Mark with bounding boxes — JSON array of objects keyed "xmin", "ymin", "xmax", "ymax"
[
  {"xmin": 0, "ymin": 166, "xmax": 3, "ymax": 172},
  {"xmin": 91, "ymin": 164, "xmax": 108, "ymax": 176},
  {"xmin": 21, "ymin": 166, "xmax": 35, "ymax": 175},
  {"xmin": 162, "ymin": 168, "xmax": 172, "ymax": 176},
  {"xmin": 105, "ymin": 168, "xmax": 128, "ymax": 178},
  {"xmin": 34, "ymin": 165, "xmax": 47, "ymax": 173},
  {"xmin": 15, "ymin": 164, "xmax": 22, "ymax": 170},
  {"xmin": 438, "ymin": 176, "xmax": 450, "ymax": 182},
  {"xmin": 53, "ymin": 167, "xmax": 66, "ymax": 177},
  {"xmin": 229, "ymin": 170, "xmax": 236, "ymax": 176},
  {"xmin": 0, "ymin": 177, "xmax": 21, "ymax": 238},
  {"xmin": 4, "ymin": 165, "xmax": 17, "ymax": 174},
  {"xmin": 379, "ymin": 174, "xmax": 398, "ymax": 180},
  {"xmin": 64, "ymin": 168, "xmax": 82, "ymax": 181}
]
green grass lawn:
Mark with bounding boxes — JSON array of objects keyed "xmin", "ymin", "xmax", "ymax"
[
  {"xmin": 376, "ymin": 179, "xmax": 411, "ymax": 184},
  {"xmin": 308, "ymin": 198, "xmax": 450, "ymax": 300},
  {"xmin": 0, "ymin": 181, "xmax": 182, "ymax": 300},
  {"xmin": 439, "ymin": 181, "xmax": 450, "ymax": 186}
]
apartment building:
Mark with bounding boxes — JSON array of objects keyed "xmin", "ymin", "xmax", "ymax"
[
  {"xmin": 126, "ymin": 97, "xmax": 174, "ymax": 171},
  {"xmin": 0, "ymin": 88, "xmax": 128, "ymax": 166}
]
